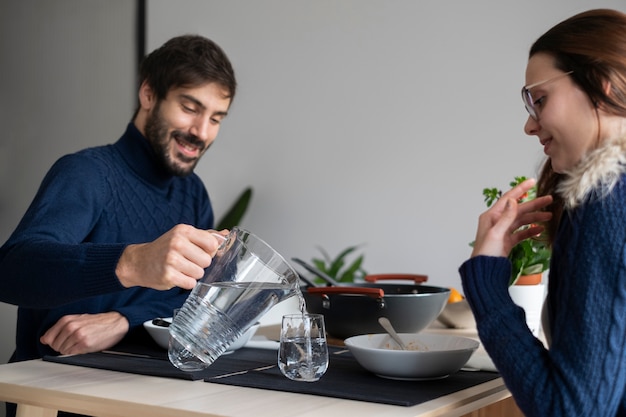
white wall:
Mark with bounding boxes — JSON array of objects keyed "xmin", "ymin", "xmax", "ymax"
[{"xmin": 147, "ymin": 0, "xmax": 626, "ymax": 288}]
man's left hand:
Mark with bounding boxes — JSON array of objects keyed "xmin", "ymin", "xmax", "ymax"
[{"xmin": 40, "ymin": 311, "xmax": 129, "ymax": 355}]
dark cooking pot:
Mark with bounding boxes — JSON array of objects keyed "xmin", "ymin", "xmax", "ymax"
[{"xmin": 302, "ymin": 282, "xmax": 450, "ymax": 339}]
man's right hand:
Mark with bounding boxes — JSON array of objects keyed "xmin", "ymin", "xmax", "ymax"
[{"xmin": 115, "ymin": 224, "xmax": 228, "ymax": 290}]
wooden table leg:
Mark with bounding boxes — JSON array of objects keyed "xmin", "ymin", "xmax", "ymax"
[{"xmin": 16, "ymin": 404, "xmax": 58, "ymax": 417}]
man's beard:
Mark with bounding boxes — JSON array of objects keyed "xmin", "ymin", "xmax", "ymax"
[{"xmin": 144, "ymin": 102, "xmax": 206, "ymax": 177}]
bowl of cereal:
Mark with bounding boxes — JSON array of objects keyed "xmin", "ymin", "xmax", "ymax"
[{"xmin": 343, "ymin": 333, "xmax": 479, "ymax": 380}]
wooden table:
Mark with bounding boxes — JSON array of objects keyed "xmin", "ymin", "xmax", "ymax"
[
  {"xmin": 0, "ymin": 359, "xmax": 514, "ymax": 417},
  {"xmin": 0, "ymin": 324, "xmax": 522, "ymax": 417}
]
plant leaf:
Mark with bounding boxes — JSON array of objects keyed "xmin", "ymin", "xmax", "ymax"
[
  {"xmin": 338, "ymin": 255, "xmax": 365, "ymax": 282},
  {"xmin": 308, "ymin": 244, "xmax": 367, "ymax": 283},
  {"xmin": 483, "ymin": 187, "xmax": 501, "ymax": 207},
  {"xmin": 216, "ymin": 187, "xmax": 253, "ymax": 230},
  {"xmin": 328, "ymin": 246, "xmax": 359, "ymax": 276}
]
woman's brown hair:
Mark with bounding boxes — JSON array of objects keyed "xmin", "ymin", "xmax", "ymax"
[{"xmin": 530, "ymin": 9, "xmax": 626, "ymax": 244}]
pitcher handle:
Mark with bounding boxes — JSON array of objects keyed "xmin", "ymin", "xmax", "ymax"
[{"xmin": 210, "ymin": 231, "xmax": 229, "ymax": 251}]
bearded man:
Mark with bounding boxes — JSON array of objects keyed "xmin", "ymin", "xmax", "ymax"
[{"xmin": 0, "ymin": 35, "xmax": 236, "ymax": 366}]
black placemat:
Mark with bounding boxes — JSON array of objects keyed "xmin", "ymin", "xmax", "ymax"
[
  {"xmin": 44, "ymin": 349, "xmax": 206, "ymax": 381},
  {"xmin": 44, "ymin": 345, "xmax": 500, "ymax": 407},
  {"xmin": 204, "ymin": 347, "xmax": 500, "ymax": 407}
]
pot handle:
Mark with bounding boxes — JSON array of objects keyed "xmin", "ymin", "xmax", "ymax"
[
  {"xmin": 306, "ymin": 286, "xmax": 385, "ymax": 298},
  {"xmin": 364, "ymin": 274, "xmax": 428, "ymax": 283}
]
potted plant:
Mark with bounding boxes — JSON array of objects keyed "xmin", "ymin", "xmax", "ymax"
[
  {"xmin": 311, "ymin": 245, "xmax": 367, "ymax": 284},
  {"xmin": 481, "ymin": 176, "xmax": 550, "ymax": 336},
  {"xmin": 481, "ymin": 176, "xmax": 551, "ymax": 286}
]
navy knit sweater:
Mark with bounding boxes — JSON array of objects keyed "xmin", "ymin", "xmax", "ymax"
[
  {"xmin": 460, "ymin": 169, "xmax": 626, "ymax": 415},
  {"xmin": 0, "ymin": 123, "xmax": 214, "ymax": 361}
]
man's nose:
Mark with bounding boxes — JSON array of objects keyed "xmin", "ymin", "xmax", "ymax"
[{"xmin": 190, "ymin": 116, "xmax": 214, "ymax": 142}]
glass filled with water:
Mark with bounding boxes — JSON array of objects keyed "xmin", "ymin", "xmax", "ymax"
[{"xmin": 279, "ymin": 313, "xmax": 328, "ymax": 382}]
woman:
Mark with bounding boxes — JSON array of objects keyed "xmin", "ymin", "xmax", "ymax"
[{"xmin": 460, "ymin": 9, "xmax": 626, "ymax": 416}]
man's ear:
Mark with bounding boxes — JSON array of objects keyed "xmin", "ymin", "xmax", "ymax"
[{"xmin": 138, "ymin": 81, "xmax": 156, "ymax": 110}]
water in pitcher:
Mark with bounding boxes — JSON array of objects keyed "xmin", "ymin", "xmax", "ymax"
[{"xmin": 170, "ymin": 280, "xmax": 305, "ymax": 366}]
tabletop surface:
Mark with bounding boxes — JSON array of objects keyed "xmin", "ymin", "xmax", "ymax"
[{"xmin": 0, "ymin": 325, "xmax": 509, "ymax": 417}]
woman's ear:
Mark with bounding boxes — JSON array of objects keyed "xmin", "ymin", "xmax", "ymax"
[{"xmin": 603, "ymin": 80, "xmax": 612, "ymax": 97}]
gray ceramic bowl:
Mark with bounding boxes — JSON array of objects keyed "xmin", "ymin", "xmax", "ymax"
[{"xmin": 344, "ymin": 333, "xmax": 479, "ymax": 380}]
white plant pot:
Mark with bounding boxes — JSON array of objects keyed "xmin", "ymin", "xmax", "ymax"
[{"xmin": 508, "ymin": 283, "xmax": 546, "ymax": 337}]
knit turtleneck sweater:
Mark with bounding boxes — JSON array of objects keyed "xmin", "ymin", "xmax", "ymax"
[
  {"xmin": 0, "ymin": 123, "xmax": 214, "ymax": 361},
  {"xmin": 459, "ymin": 135, "xmax": 626, "ymax": 417}
]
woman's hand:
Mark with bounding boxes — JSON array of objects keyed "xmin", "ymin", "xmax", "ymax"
[{"xmin": 471, "ymin": 178, "xmax": 553, "ymax": 258}]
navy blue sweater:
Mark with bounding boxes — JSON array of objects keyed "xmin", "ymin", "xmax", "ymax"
[
  {"xmin": 460, "ymin": 174, "xmax": 626, "ymax": 416},
  {"xmin": 0, "ymin": 123, "xmax": 214, "ymax": 361}
]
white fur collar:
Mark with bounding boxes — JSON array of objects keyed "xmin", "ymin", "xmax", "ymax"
[{"xmin": 558, "ymin": 135, "xmax": 626, "ymax": 209}]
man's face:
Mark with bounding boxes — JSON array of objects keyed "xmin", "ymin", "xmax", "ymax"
[{"xmin": 144, "ymin": 83, "xmax": 231, "ymax": 177}]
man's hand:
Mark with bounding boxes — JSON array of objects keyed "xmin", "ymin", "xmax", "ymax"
[
  {"xmin": 40, "ymin": 312, "xmax": 129, "ymax": 355},
  {"xmin": 116, "ymin": 225, "xmax": 228, "ymax": 290}
]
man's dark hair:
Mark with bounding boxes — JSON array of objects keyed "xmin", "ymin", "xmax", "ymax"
[{"xmin": 138, "ymin": 35, "xmax": 237, "ymax": 103}]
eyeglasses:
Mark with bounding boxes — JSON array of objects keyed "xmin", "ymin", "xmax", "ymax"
[{"xmin": 521, "ymin": 71, "xmax": 573, "ymax": 120}]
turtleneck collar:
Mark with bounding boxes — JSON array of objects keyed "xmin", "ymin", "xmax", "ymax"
[{"xmin": 114, "ymin": 123, "xmax": 175, "ymax": 189}]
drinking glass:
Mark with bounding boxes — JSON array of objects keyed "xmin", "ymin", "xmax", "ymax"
[
  {"xmin": 168, "ymin": 308, "xmax": 208, "ymax": 372},
  {"xmin": 278, "ymin": 313, "xmax": 328, "ymax": 382}
]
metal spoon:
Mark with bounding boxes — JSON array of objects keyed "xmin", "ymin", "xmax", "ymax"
[{"xmin": 377, "ymin": 317, "xmax": 407, "ymax": 350}]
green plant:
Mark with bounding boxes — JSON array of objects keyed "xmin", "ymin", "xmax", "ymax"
[
  {"xmin": 216, "ymin": 187, "xmax": 253, "ymax": 230},
  {"xmin": 481, "ymin": 176, "xmax": 551, "ymax": 285},
  {"xmin": 311, "ymin": 245, "xmax": 367, "ymax": 284}
]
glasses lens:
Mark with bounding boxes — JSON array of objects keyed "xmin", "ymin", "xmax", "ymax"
[{"xmin": 522, "ymin": 88, "xmax": 537, "ymax": 120}]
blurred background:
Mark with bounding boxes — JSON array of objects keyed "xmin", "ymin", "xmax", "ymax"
[{"xmin": 2, "ymin": 3, "xmax": 624, "ymax": 413}]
